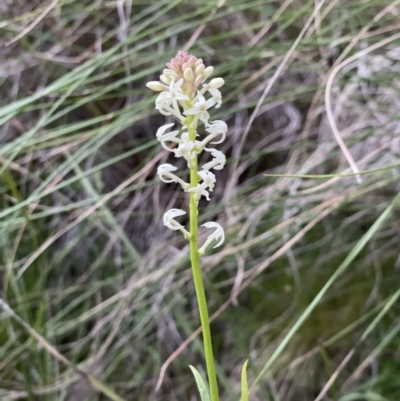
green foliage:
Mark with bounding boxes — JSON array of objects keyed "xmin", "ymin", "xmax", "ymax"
[
  {"xmin": 190, "ymin": 365, "xmax": 212, "ymax": 401},
  {"xmin": 240, "ymin": 360, "xmax": 249, "ymax": 401}
]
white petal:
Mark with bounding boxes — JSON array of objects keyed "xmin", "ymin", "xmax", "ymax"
[
  {"xmin": 156, "ymin": 124, "xmax": 180, "ymax": 151},
  {"xmin": 184, "ymin": 107, "xmax": 200, "ymax": 116},
  {"xmin": 208, "ymin": 88, "xmax": 222, "ymax": 108},
  {"xmin": 201, "ymin": 222, "xmax": 225, "ymax": 248},
  {"xmin": 206, "ymin": 120, "xmax": 227, "ymax": 133},
  {"xmin": 157, "ymin": 106, "xmax": 172, "ymax": 116},
  {"xmin": 198, "ymin": 110, "xmax": 210, "ymax": 125},
  {"xmin": 163, "ymin": 208, "xmax": 186, "ymax": 231},
  {"xmin": 174, "ymin": 78, "xmax": 184, "ymax": 91},
  {"xmin": 166, "ymin": 208, "xmax": 186, "ymax": 219},
  {"xmin": 176, "ymin": 93, "xmax": 189, "ymax": 101},
  {"xmin": 156, "ymin": 92, "xmax": 172, "ymax": 105},
  {"xmin": 157, "ymin": 164, "xmax": 177, "ymax": 174},
  {"xmin": 198, "ymin": 170, "xmax": 216, "ymax": 189},
  {"xmin": 156, "ymin": 123, "xmax": 175, "ymax": 136},
  {"xmin": 205, "ymin": 98, "xmax": 216, "ymax": 109},
  {"xmin": 196, "ymin": 90, "xmax": 206, "ymax": 104},
  {"xmin": 201, "ymin": 189, "xmax": 210, "ymax": 201},
  {"xmin": 202, "ymin": 148, "xmax": 226, "ymax": 170}
]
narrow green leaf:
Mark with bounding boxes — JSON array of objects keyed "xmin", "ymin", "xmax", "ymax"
[
  {"xmin": 240, "ymin": 360, "xmax": 249, "ymax": 401},
  {"xmin": 189, "ymin": 365, "xmax": 211, "ymax": 401}
]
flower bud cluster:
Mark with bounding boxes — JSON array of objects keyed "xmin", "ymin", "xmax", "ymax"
[{"xmin": 146, "ymin": 51, "xmax": 226, "ymax": 253}]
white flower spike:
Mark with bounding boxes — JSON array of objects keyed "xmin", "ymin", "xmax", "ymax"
[
  {"xmin": 147, "ymin": 50, "xmax": 227, "ymax": 247},
  {"xmin": 198, "ymin": 222, "xmax": 225, "ymax": 255}
]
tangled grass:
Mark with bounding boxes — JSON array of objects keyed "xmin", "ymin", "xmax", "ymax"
[{"xmin": 1, "ymin": 1, "xmax": 400, "ymax": 400}]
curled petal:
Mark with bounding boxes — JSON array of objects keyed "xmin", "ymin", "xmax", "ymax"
[
  {"xmin": 156, "ymin": 103, "xmax": 172, "ymax": 116},
  {"xmin": 199, "ymin": 222, "xmax": 225, "ymax": 255},
  {"xmin": 163, "ymin": 208, "xmax": 186, "ymax": 230},
  {"xmin": 156, "ymin": 123, "xmax": 181, "ymax": 151},
  {"xmin": 203, "ymin": 148, "xmax": 226, "ymax": 171},
  {"xmin": 157, "ymin": 164, "xmax": 189, "ymax": 189},
  {"xmin": 156, "ymin": 91, "xmax": 173, "ymax": 106},
  {"xmin": 157, "ymin": 164, "xmax": 178, "ymax": 183},
  {"xmin": 157, "ymin": 123, "xmax": 175, "ymax": 135},
  {"xmin": 208, "ymin": 88, "xmax": 222, "ymax": 108},
  {"xmin": 202, "ymin": 222, "xmax": 225, "ymax": 248},
  {"xmin": 206, "ymin": 120, "xmax": 227, "ymax": 136},
  {"xmin": 198, "ymin": 170, "xmax": 216, "ymax": 191},
  {"xmin": 163, "ymin": 209, "xmax": 191, "ymax": 239},
  {"xmin": 158, "ymin": 163, "xmax": 177, "ymax": 174},
  {"xmin": 197, "ymin": 120, "xmax": 227, "ymax": 148},
  {"xmin": 187, "ymin": 170, "xmax": 216, "ymax": 201}
]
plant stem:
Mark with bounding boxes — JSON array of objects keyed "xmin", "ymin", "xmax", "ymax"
[{"xmin": 188, "ymin": 126, "xmax": 220, "ymax": 401}]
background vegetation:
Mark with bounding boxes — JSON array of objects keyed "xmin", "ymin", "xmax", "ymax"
[{"xmin": 1, "ymin": 1, "xmax": 400, "ymax": 400}]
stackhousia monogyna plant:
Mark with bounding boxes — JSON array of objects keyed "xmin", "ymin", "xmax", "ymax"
[{"xmin": 147, "ymin": 51, "xmax": 248, "ymax": 401}]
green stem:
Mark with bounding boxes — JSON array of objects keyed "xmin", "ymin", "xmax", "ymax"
[{"xmin": 188, "ymin": 125, "xmax": 220, "ymax": 401}]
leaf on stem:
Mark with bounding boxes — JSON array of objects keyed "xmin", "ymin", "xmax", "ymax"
[
  {"xmin": 189, "ymin": 365, "xmax": 211, "ymax": 401},
  {"xmin": 240, "ymin": 360, "xmax": 249, "ymax": 401}
]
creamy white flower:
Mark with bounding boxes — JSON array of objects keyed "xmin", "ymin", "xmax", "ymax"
[
  {"xmin": 202, "ymin": 148, "xmax": 226, "ymax": 171},
  {"xmin": 171, "ymin": 78, "xmax": 188, "ymax": 96},
  {"xmin": 199, "ymin": 170, "xmax": 216, "ymax": 190},
  {"xmin": 197, "ymin": 120, "xmax": 228, "ymax": 150},
  {"xmin": 184, "ymin": 91, "xmax": 215, "ymax": 125},
  {"xmin": 206, "ymin": 120, "xmax": 227, "ymax": 135},
  {"xmin": 208, "ymin": 88, "xmax": 222, "ymax": 108},
  {"xmin": 156, "ymin": 123, "xmax": 181, "ymax": 151},
  {"xmin": 174, "ymin": 141, "xmax": 197, "ymax": 167},
  {"xmin": 187, "ymin": 170, "xmax": 216, "ymax": 201},
  {"xmin": 146, "ymin": 53, "xmax": 227, "ymax": 248},
  {"xmin": 198, "ymin": 222, "xmax": 225, "ymax": 255},
  {"xmin": 157, "ymin": 164, "xmax": 189, "ymax": 189},
  {"xmin": 160, "ymin": 78, "xmax": 189, "ymax": 105},
  {"xmin": 155, "ymin": 78, "xmax": 188, "ymax": 119},
  {"xmin": 155, "ymin": 95, "xmax": 183, "ymax": 120},
  {"xmin": 180, "ymin": 132, "xmax": 202, "ymax": 155},
  {"xmin": 163, "ymin": 209, "xmax": 190, "ymax": 238}
]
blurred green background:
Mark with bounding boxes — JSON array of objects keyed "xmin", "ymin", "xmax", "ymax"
[{"xmin": 1, "ymin": 1, "xmax": 400, "ymax": 400}]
